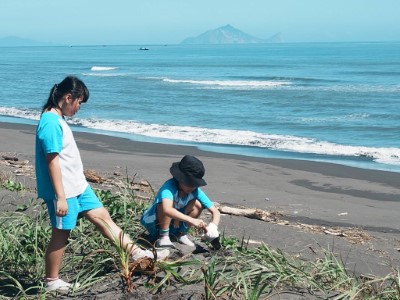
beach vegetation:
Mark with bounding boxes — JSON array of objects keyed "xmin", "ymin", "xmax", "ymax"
[
  {"xmin": 0, "ymin": 178, "xmax": 400, "ymax": 299},
  {"xmin": 1, "ymin": 178, "xmax": 25, "ymax": 192}
]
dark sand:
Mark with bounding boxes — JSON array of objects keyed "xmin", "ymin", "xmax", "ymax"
[{"xmin": 1, "ymin": 121, "xmax": 400, "ymax": 278}]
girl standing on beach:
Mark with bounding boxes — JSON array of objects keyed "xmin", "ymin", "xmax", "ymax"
[{"xmin": 35, "ymin": 76, "xmax": 169, "ymax": 292}]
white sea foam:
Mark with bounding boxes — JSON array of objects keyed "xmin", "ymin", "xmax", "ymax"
[
  {"xmin": 162, "ymin": 78, "xmax": 291, "ymax": 88},
  {"xmin": 91, "ymin": 66, "xmax": 118, "ymax": 71},
  {"xmin": 82, "ymin": 73, "xmax": 126, "ymax": 77},
  {"xmin": 0, "ymin": 106, "xmax": 40, "ymax": 120},
  {"xmin": 1, "ymin": 106, "xmax": 398, "ymax": 167},
  {"xmin": 154, "ymin": 77, "xmax": 399, "ymax": 93},
  {"xmin": 300, "ymin": 113, "xmax": 370, "ymax": 123},
  {"xmin": 287, "ymin": 84, "xmax": 400, "ymax": 93},
  {"xmin": 69, "ymin": 117, "xmax": 400, "ymax": 166}
]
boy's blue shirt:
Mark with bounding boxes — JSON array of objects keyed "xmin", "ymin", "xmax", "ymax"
[
  {"xmin": 140, "ymin": 178, "xmax": 213, "ymax": 236},
  {"xmin": 156, "ymin": 178, "xmax": 213, "ymax": 209}
]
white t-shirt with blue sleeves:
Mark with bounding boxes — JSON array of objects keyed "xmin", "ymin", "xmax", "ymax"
[{"xmin": 35, "ymin": 112, "xmax": 88, "ymax": 200}]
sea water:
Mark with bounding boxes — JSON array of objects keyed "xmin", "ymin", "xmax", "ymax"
[{"xmin": 0, "ymin": 42, "xmax": 399, "ymax": 172}]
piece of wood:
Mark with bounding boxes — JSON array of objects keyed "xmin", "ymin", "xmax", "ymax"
[
  {"xmin": 214, "ymin": 202, "xmax": 279, "ymax": 222},
  {"xmin": 2, "ymin": 155, "xmax": 18, "ymax": 161},
  {"xmin": 84, "ymin": 169, "xmax": 103, "ymax": 183}
]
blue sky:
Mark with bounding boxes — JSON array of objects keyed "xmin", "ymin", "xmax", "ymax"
[{"xmin": 1, "ymin": 0, "xmax": 399, "ymax": 45}]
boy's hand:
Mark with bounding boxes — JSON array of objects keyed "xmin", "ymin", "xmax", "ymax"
[
  {"xmin": 191, "ymin": 218, "xmax": 207, "ymax": 230},
  {"xmin": 204, "ymin": 222, "xmax": 219, "ymax": 240}
]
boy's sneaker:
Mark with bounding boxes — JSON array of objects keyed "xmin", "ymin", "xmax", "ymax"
[
  {"xmin": 156, "ymin": 236, "xmax": 175, "ymax": 248},
  {"xmin": 131, "ymin": 248, "xmax": 169, "ymax": 261},
  {"xmin": 177, "ymin": 234, "xmax": 195, "ymax": 247},
  {"xmin": 45, "ymin": 278, "xmax": 80, "ymax": 292}
]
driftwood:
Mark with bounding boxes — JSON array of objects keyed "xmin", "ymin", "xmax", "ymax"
[
  {"xmin": 0, "ymin": 153, "xmax": 33, "ymax": 176},
  {"xmin": 214, "ymin": 202, "xmax": 281, "ymax": 222},
  {"xmin": 84, "ymin": 169, "xmax": 104, "ymax": 183},
  {"xmin": 2, "ymin": 155, "xmax": 18, "ymax": 161},
  {"xmin": 213, "ymin": 202, "xmax": 372, "ymax": 244}
]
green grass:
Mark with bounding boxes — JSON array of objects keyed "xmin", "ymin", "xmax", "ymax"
[
  {"xmin": 0, "ymin": 178, "xmax": 399, "ymax": 299},
  {"xmin": 1, "ymin": 179, "xmax": 25, "ymax": 192}
]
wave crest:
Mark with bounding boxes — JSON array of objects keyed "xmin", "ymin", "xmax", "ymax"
[
  {"xmin": 70, "ymin": 117, "xmax": 400, "ymax": 166},
  {"xmin": 91, "ymin": 66, "xmax": 118, "ymax": 71},
  {"xmin": 1, "ymin": 106, "xmax": 398, "ymax": 167},
  {"xmin": 162, "ymin": 78, "xmax": 291, "ymax": 88},
  {"xmin": 0, "ymin": 106, "xmax": 40, "ymax": 120},
  {"xmin": 82, "ymin": 73, "xmax": 126, "ymax": 77}
]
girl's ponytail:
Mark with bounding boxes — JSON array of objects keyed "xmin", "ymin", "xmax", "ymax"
[{"xmin": 42, "ymin": 76, "xmax": 89, "ymax": 113}]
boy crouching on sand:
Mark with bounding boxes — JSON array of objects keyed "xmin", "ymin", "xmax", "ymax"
[{"xmin": 141, "ymin": 155, "xmax": 221, "ymax": 248}]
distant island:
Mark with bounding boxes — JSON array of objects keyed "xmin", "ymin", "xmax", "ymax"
[
  {"xmin": 181, "ymin": 24, "xmax": 282, "ymax": 45},
  {"xmin": 0, "ymin": 36, "xmax": 55, "ymax": 47},
  {"xmin": 1, "ymin": 25, "xmax": 283, "ymax": 47}
]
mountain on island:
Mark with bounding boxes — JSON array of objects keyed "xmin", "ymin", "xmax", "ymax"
[
  {"xmin": 181, "ymin": 24, "xmax": 282, "ymax": 45},
  {"xmin": 0, "ymin": 36, "xmax": 53, "ymax": 47}
]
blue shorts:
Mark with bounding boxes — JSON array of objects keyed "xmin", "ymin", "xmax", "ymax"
[{"xmin": 45, "ymin": 185, "xmax": 103, "ymax": 230}]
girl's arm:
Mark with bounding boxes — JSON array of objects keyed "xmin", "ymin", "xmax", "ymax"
[{"xmin": 46, "ymin": 153, "xmax": 68, "ymax": 216}]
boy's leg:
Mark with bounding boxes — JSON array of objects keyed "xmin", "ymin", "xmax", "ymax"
[
  {"xmin": 185, "ymin": 199, "xmax": 203, "ymax": 219},
  {"xmin": 45, "ymin": 228, "xmax": 70, "ymax": 279},
  {"xmin": 176, "ymin": 199, "xmax": 203, "ymax": 232},
  {"xmin": 173, "ymin": 200, "xmax": 204, "ymax": 247},
  {"xmin": 156, "ymin": 203, "xmax": 173, "ymax": 230},
  {"xmin": 155, "ymin": 204, "xmax": 174, "ymax": 247}
]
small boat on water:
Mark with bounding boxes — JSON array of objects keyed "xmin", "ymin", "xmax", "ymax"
[{"xmin": 138, "ymin": 47, "xmax": 149, "ymax": 50}]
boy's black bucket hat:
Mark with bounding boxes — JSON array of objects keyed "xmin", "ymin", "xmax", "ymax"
[{"xmin": 170, "ymin": 155, "xmax": 207, "ymax": 187}]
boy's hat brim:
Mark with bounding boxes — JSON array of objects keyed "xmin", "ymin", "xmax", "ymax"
[{"xmin": 170, "ymin": 155, "xmax": 207, "ymax": 187}]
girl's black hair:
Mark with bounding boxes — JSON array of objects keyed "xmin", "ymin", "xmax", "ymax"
[{"xmin": 42, "ymin": 76, "xmax": 89, "ymax": 113}]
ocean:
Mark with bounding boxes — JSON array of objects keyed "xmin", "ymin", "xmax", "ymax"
[{"xmin": 0, "ymin": 42, "xmax": 399, "ymax": 172}]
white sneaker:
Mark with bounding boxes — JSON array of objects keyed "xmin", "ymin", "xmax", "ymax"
[
  {"xmin": 156, "ymin": 236, "xmax": 175, "ymax": 248},
  {"xmin": 45, "ymin": 278, "xmax": 80, "ymax": 292},
  {"xmin": 177, "ymin": 235, "xmax": 195, "ymax": 247},
  {"xmin": 131, "ymin": 248, "xmax": 169, "ymax": 261}
]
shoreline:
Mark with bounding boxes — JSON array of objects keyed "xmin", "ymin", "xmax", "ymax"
[
  {"xmin": 2, "ymin": 115, "xmax": 400, "ymax": 174},
  {"xmin": 2, "ymin": 121, "xmax": 400, "ymax": 276},
  {"xmin": 1, "ymin": 120, "xmax": 399, "ymax": 183}
]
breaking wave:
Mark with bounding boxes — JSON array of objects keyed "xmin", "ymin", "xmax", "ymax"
[
  {"xmin": 0, "ymin": 106, "xmax": 40, "ymax": 121},
  {"xmin": 91, "ymin": 66, "xmax": 118, "ymax": 71},
  {"xmin": 70, "ymin": 117, "xmax": 400, "ymax": 166},
  {"xmin": 162, "ymin": 78, "xmax": 291, "ymax": 87},
  {"xmin": 1, "ymin": 106, "xmax": 399, "ymax": 167},
  {"xmin": 138, "ymin": 77, "xmax": 291, "ymax": 89}
]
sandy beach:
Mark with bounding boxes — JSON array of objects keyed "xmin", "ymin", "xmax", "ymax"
[{"xmin": 1, "ymin": 121, "xmax": 400, "ymax": 279}]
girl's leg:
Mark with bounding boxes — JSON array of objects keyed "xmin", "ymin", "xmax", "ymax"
[
  {"xmin": 84, "ymin": 207, "xmax": 134, "ymax": 252},
  {"xmin": 45, "ymin": 228, "xmax": 71, "ymax": 279},
  {"xmin": 84, "ymin": 207, "xmax": 170, "ymax": 259}
]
